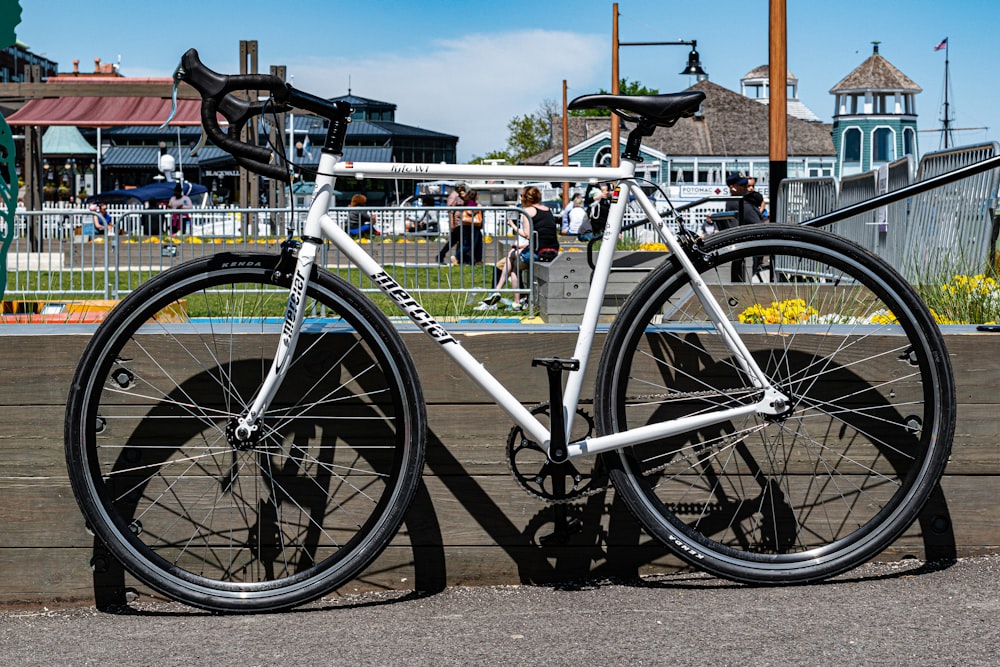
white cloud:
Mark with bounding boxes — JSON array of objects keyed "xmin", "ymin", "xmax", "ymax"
[{"xmin": 288, "ymin": 29, "xmax": 607, "ymax": 160}]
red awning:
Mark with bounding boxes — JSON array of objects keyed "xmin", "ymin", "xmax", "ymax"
[{"xmin": 5, "ymin": 96, "xmax": 207, "ymax": 127}]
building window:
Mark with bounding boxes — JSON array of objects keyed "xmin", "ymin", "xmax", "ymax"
[
  {"xmin": 873, "ymin": 127, "xmax": 895, "ymax": 163},
  {"xmin": 843, "ymin": 128, "xmax": 862, "ymax": 163},
  {"xmin": 903, "ymin": 127, "xmax": 916, "ymax": 156},
  {"xmin": 595, "ymin": 146, "xmax": 612, "ymax": 168},
  {"xmin": 671, "ymin": 161, "xmax": 694, "ymax": 184}
]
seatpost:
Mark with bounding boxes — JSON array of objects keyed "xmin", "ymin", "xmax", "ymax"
[
  {"xmin": 622, "ymin": 121, "xmax": 656, "ymax": 162},
  {"xmin": 531, "ymin": 357, "xmax": 580, "ymax": 462}
]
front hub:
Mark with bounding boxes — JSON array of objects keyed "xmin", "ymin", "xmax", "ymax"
[{"xmin": 226, "ymin": 417, "xmax": 261, "ymax": 450}]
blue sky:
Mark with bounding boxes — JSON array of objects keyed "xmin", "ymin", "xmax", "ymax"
[{"xmin": 14, "ymin": 0, "xmax": 1000, "ymax": 161}]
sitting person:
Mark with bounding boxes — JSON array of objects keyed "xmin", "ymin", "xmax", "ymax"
[
  {"xmin": 475, "ymin": 186, "xmax": 559, "ymax": 312},
  {"xmin": 566, "ymin": 192, "xmax": 588, "ymax": 238},
  {"xmin": 405, "ymin": 195, "xmax": 440, "ymax": 233},
  {"xmin": 347, "ymin": 193, "xmax": 378, "ymax": 236}
]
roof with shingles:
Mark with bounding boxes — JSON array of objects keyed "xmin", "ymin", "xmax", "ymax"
[
  {"xmin": 347, "ymin": 119, "xmax": 457, "ymax": 140},
  {"xmin": 829, "ymin": 49, "xmax": 921, "ymax": 93},
  {"xmin": 328, "ymin": 94, "xmax": 396, "ymax": 110},
  {"xmin": 527, "ymin": 79, "xmax": 833, "ymax": 164}
]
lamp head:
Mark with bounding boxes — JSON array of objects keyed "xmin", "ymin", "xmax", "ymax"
[{"xmin": 679, "ymin": 42, "xmax": 707, "ymax": 78}]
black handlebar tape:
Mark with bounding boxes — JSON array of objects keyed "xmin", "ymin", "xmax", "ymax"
[{"xmin": 178, "ymin": 48, "xmax": 351, "ymax": 180}]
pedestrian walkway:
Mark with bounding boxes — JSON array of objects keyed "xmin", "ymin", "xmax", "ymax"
[
  {"xmin": 5, "ymin": 252, "xmax": 64, "ymax": 271},
  {"xmin": 0, "ymin": 555, "xmax": 996, "ymax": 665}
]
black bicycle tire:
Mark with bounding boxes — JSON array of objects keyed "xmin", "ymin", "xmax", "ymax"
[
  {"xmin": 595, "ymin": 224, "xmax": 955, "ymax": 583},
  {"xmin": 65, "ymin": 252, "xmax": 426, "ymax": 612}
]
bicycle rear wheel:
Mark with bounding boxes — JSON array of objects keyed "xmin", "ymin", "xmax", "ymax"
[
  {"xmin": 595, "ymin": 224, "xmax": 954, "ymax": 583},
  {"xmin": 65, "ymin": 253, "xmax": 425, "ymax": 612}
]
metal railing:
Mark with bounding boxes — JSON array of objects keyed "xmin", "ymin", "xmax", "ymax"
[
  {"xmin": 2, "ymin": 204, "xmax": 551, "ymax": 312},
  {"xmin": 9, "ymin": 146, "xmax": 1000, "ymax": 308},
  {"xmin": 776, "ymin": 145, "xmax": 1000, "ymax": 283}
]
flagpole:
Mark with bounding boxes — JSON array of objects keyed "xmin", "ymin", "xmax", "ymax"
[
  {"xmin": 935, "ymin": 37, "xmax": 952, "ymax": 149},
  {"xmin": 943, "ymin": 39, "xmax": 951, "ymax": 149}
]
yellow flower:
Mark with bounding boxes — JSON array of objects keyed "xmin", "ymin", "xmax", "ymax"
[{"xmin": 738, "ymin": 298, "xmax": 817, "ymax": 324}]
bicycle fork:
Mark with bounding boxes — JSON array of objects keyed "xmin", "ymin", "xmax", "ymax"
[{"xmin": 232, "ymin": 238, "xmax": 319, "ymax": 444}]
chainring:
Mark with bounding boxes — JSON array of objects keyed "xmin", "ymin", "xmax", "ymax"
[{"xmin": 506, "ymin": 402, "xmax": 607, "ymax": 503}]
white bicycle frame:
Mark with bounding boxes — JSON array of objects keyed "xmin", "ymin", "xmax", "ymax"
[{"xmin": 235, "ymin": 151, "xmax": 788, "ymax": 457}]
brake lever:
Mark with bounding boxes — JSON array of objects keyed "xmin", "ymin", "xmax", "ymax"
[
  {"xmin": 160, "ymin": 61, "xmax": 184, "ymax": 128},
  {"xmin": 190, "ymin": 128, "xmax": 208, "ymax": 157},
  {"xmin": 162, "ymin": 60, "xmax": 208, "ymax": 158}
]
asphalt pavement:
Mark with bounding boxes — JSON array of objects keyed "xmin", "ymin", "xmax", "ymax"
[{"xmin": 0, "ymin": 554, "xmax": 997, "ymax": 666}]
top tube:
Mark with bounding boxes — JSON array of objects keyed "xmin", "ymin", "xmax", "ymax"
[{"xmin": 330, "ymin": 160, "xmax": 635, "ymax": 183}]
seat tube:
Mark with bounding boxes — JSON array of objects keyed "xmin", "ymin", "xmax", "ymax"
[{"xmin": 562, "ymin": 165, "xmax": 636, "ymax": 438}]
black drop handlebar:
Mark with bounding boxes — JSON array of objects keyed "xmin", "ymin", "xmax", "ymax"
[{"xmin": 175, "ymin": 48, "xmax": 352, "ymax": 182}]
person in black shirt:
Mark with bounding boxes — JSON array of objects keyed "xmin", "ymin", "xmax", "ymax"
[
  {"xmin": 475, "ymin": 186, "xmax": 559, "ymax": 312},
  {"xmin": 707, "ymin": 172, "xmax": 763, "ymax": 281}
]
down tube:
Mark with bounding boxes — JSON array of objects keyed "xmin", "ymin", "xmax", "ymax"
[{"xmin": 318, "ymin": 214, "xmax": 552, "ymax": 449}]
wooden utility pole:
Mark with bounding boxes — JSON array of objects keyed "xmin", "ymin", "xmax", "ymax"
[
  {"xmin": 238, "ymin": 40, "xmax": 259, "ymax": 212},
  {"xmin": 769, "ymin": 0, "xmax": 788, "ymax": 218},
  {"xmin": 21, "ymin": 64, "xmax": 41, "ymax": 213},
  {"xmin": 610, "ymin": 3, "xmax": 620, "ymax": 168}
]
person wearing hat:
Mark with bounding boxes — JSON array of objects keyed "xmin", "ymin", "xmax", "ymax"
[
  {"xmin": 708, "ymin": 172, "xmax": 762, "ymax": 230},
  {"xmin": 706, "ymin": 172, "xmax": 764, "ymax": 280}
]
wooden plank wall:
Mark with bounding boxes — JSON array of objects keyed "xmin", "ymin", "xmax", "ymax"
[{"xmin": 0, "ymin": 328, "xmax": 996, "ymax": 607}]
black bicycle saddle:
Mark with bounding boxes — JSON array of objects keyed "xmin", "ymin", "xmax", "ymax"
[{"xmin": 568, "ymin": 91, "xmax": 706, "ymax": 127}]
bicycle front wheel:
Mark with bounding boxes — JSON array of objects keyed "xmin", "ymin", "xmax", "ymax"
[
  {"xmin": 595, "ymin": 224, "xmax": 954, "ymax": 583},
  {"xmin": 65, "ymin": 253, "xmax": 426, "ymax": 612}
]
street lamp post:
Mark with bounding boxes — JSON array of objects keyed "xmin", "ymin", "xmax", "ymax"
[{"xmin": 610, "ymin": 3, "xmax": 707, "ymax": 167}]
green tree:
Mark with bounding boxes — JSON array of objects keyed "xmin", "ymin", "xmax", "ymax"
[
  {"xmin": 569, "ymin": 78, "xmax": 660, "ymax": 117},
  {"xmin": 505, "ymin": 112, "xmax": 551, "ymax": 163}
]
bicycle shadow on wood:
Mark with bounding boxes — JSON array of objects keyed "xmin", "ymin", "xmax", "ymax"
[
  {"xmin": 90, "ymin": 338, "xmax": 449, "ymax": 611},
  {"xmin": 605, "ymin": 330, "xmax": 957, "ymax": 572},
  {"xmin": 415, "ymin": 329, "xmax": 957, "ymax": 590}
]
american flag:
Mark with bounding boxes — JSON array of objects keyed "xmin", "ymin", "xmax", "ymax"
[{"xmin": 934, "ymin": 37, "xmax": 948, "ymax": 51}]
